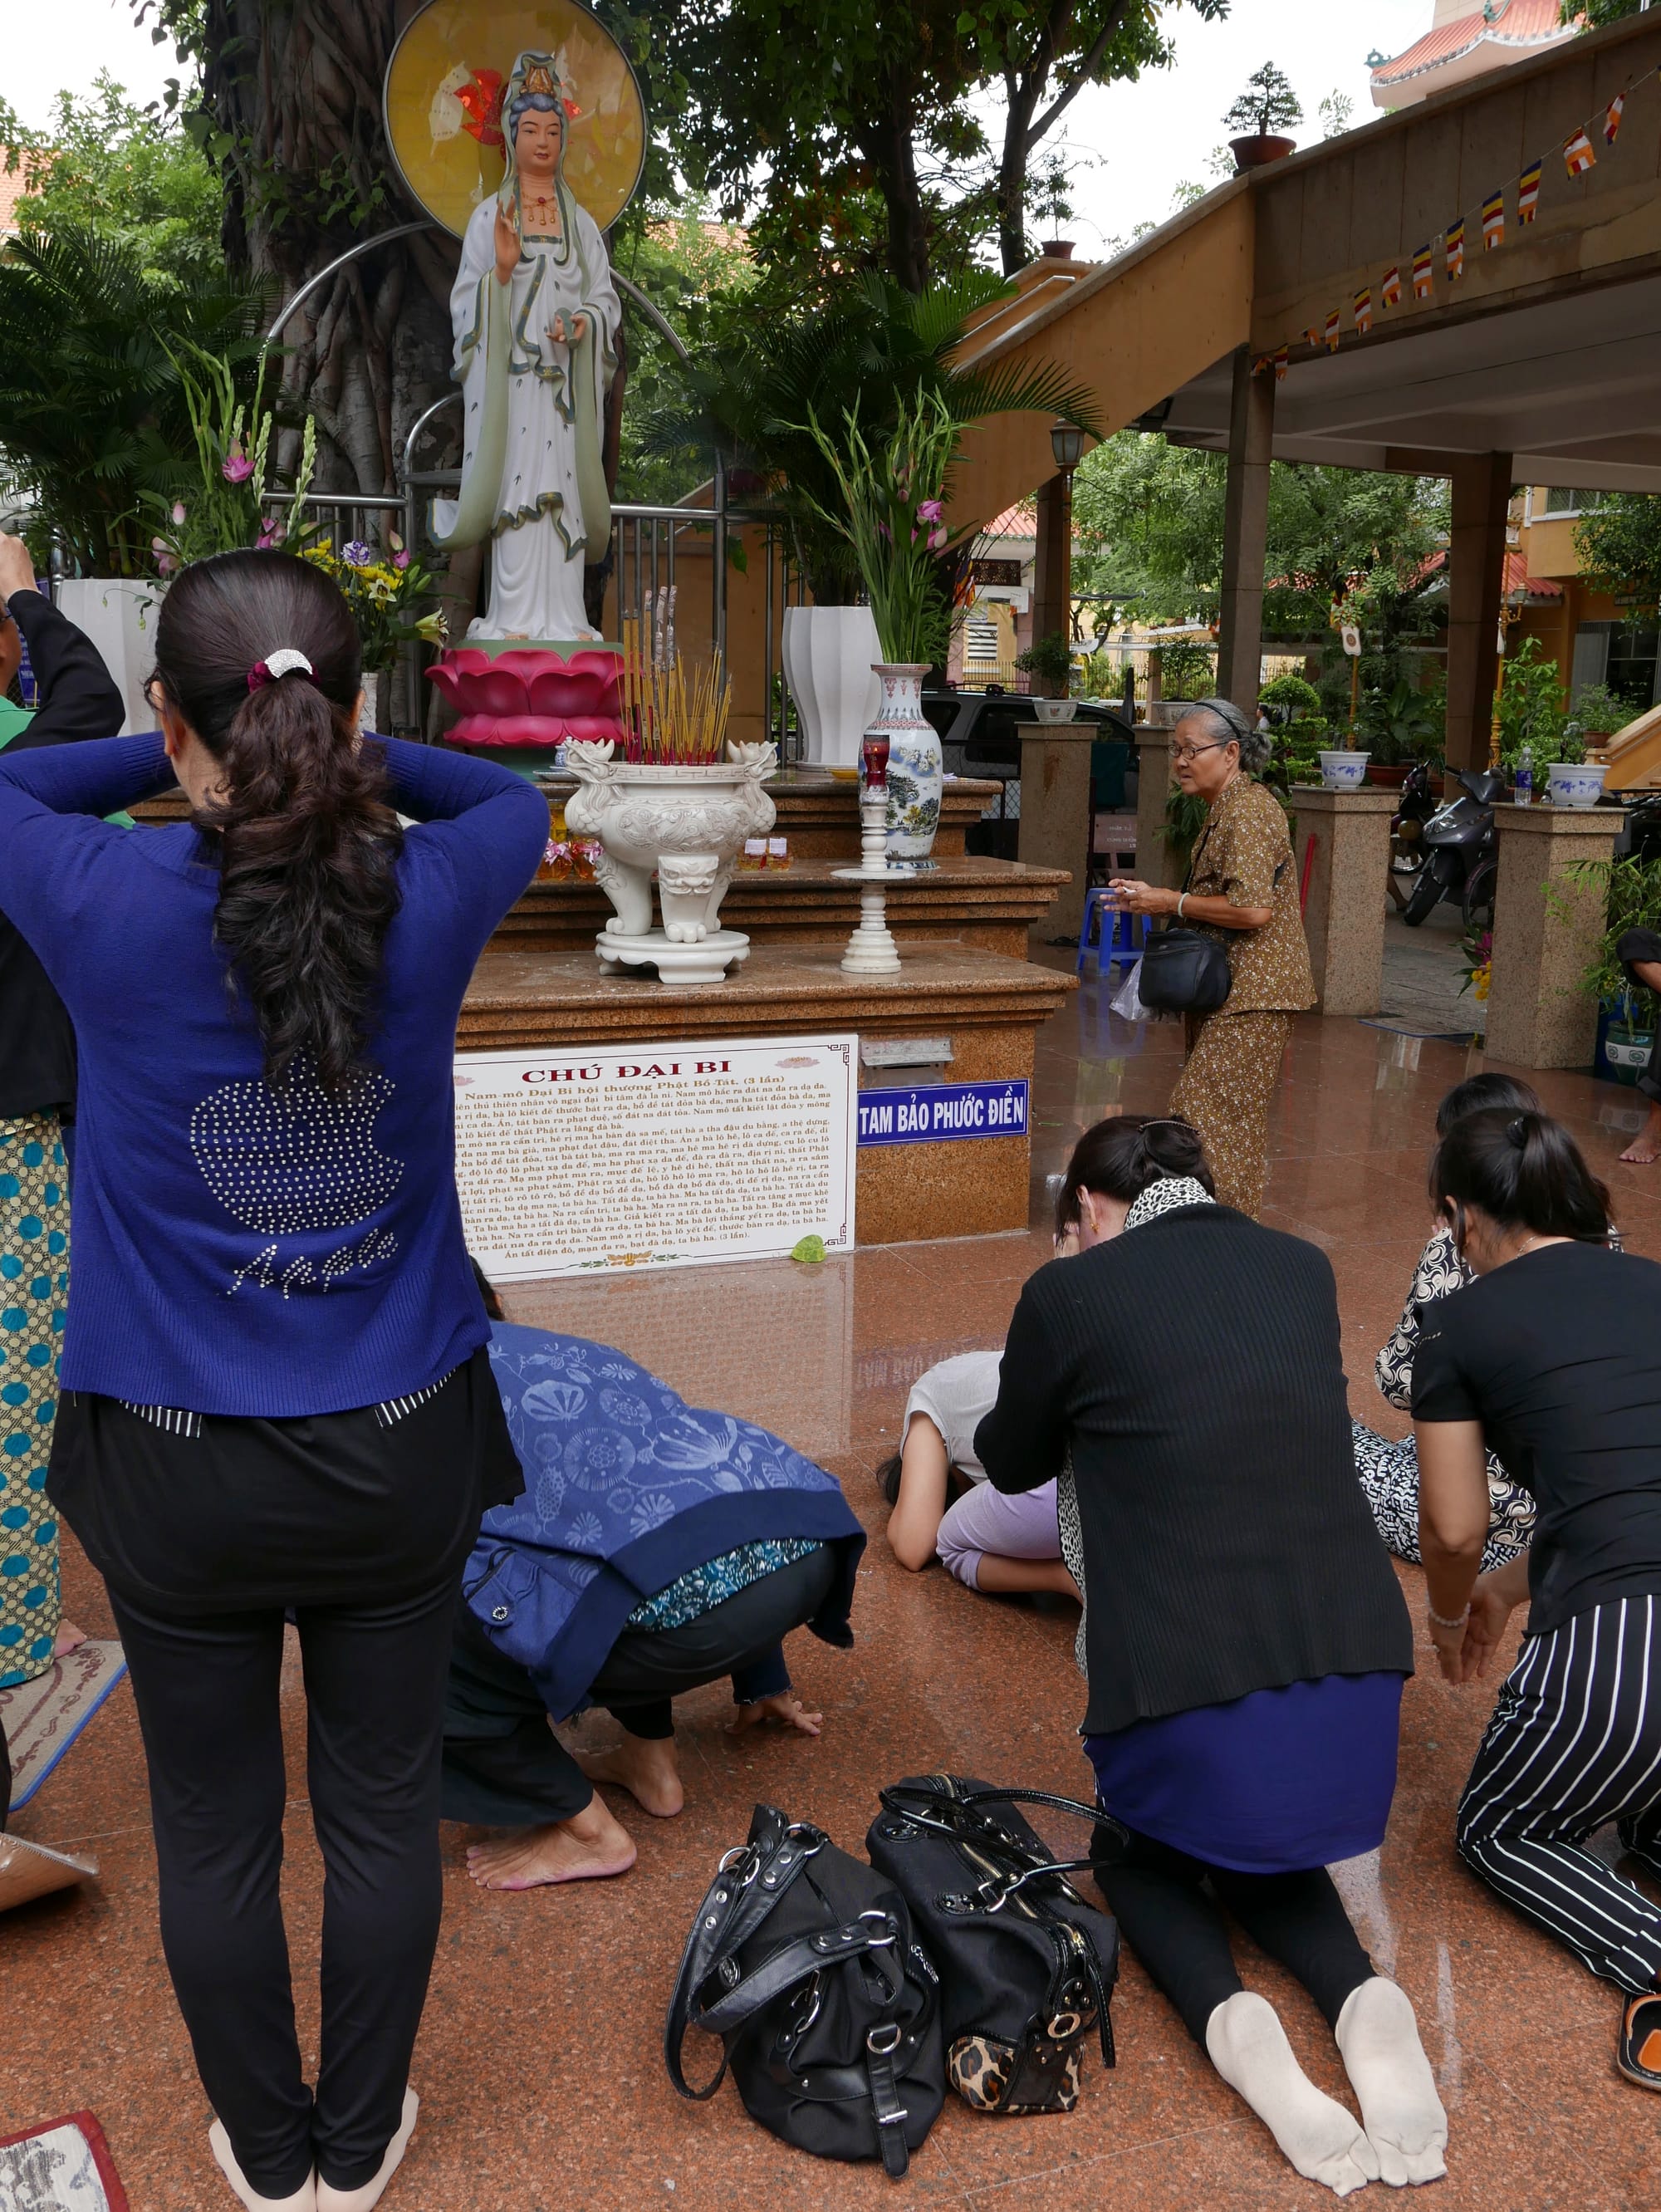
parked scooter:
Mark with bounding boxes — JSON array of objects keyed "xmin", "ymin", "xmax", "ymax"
[
  {"xmin": 1388, "ymin": 759, "xmax": 1438, "ymax": 907},
  {"xmin": 1401, "ymin": 767, "xmax": 1503, "ymax": 929}
]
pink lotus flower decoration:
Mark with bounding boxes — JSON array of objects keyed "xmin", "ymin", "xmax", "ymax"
[
  {"xmin": 426, "ymin": 646, "xmax": 626, "ymax": 748},
  {"xmin": 222, "ymin": 445, "xmax": 254, "ymax": 485}
]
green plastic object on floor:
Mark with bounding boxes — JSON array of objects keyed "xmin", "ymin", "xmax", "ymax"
[{"xmin": 791, "ymin": 1234, "xmax": 826, "ymax": 1265}]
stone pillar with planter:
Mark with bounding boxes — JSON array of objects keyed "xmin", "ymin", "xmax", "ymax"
[
  {"xmin": 1134, "ymin": 724, "xmax": 1178, "ymax": 891},
  {"xmin": 1485, "ymin": 806, "xmax": 1624, "ymax": 1068},
  {"xmin": 1289, "ymin": 784, "xmax": 1397, "ymax": 1018}
]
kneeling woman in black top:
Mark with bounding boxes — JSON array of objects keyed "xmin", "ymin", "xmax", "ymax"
[
  {"xmin": 1415, "ymin": 1109, "xmax": 1661, "ymax": 2092},
  {"xmin": 977, "ymin": 1116, "xmax": 1442, "ymax": 2196}
]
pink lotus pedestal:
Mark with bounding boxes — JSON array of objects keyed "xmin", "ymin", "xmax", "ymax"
[{"xmin": 425, "ymin": 645, "xmax": 625, "ymax": 768}]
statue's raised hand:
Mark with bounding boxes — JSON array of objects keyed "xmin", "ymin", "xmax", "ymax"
[{"xmin": 493, "ymin": 200, "xmax": 520, "ymax": 286}]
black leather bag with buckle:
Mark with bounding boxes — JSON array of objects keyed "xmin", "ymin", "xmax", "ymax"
[
  {"xmin": 867, "ymin": 1777, "xmax": 1122, "ymax": 2117},
  {"xmin": 664, "ymin": 1802, "xmax": 945, "ymax": 2178},
  {"xmin": 1136, "ymin": 925, "xmax": 1232, "ymax": 1013}
]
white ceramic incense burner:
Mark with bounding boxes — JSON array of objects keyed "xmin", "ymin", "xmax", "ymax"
[{"xmin": 563, "ymin": 739, "xmax": 778, "ymax": 983}]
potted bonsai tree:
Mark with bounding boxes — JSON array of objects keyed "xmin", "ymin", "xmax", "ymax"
[
  {"xmin": 1225, "ymin": 64, "xmax": 1302, "ymax": 171},
  {"xmin": 1016, "ymin": 630, "xmax": 1075, "ymax": 704}
]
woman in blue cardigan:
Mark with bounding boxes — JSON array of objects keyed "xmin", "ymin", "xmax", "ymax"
[
  {"xmin": 443, "ymin": 1270, "xmax": 865, "ymax": 1891},
  {"xmin": 0, "ymin": 551, "xmax": 549, "ymax": 2212}
]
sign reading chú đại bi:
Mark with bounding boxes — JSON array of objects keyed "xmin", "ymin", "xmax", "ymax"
[
  {"xmin": 857, "ymin": 1079, "xmax": 1029, "ymax": 1147},
  {"xmin": 453, "ymin": 1035, "xmax": 856, "ymax": 1278}
]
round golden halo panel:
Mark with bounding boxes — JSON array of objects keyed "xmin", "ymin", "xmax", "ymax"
[{"xmin": 384, "ymin": 0, "xmax": 646, "ymax": 238}]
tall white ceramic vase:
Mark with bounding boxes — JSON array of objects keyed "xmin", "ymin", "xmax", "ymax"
[
  {"xmin": 870, "ymin": 663, "xmax": 943, "ymax": 866},
  {"xmin": 781, "ymin": 605, "xmax": 882, "ymax": 769}
]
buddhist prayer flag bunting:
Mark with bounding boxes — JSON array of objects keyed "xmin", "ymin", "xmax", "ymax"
[
  {"xmin": 1605, "ymin": 91, "xmax": 1625, "ymax": 146},
  {"xmin": 1565, "ymin": 127, "xmax": 1595, "ymax": 176},
  {"xmin": 1446, "ymin": 220, "xmax": 1465, "ymax": 280},
  {"xmin": 1482, "ymin": 189, "xmax": 1505, "ymax": 250},
  {"xmin": 1272, "ymin": 346, "xmax": 1289, "ymax": 381},
  {"xmin": 1412, "ymin": 243, "xmax": 1435, "ymax": 298},
  {"xmin": 1381, "ymin": 264, "xmax": 1402, "ymax": 308},
  {"xmin": 1325, "ymin": 307, "xmax": 1341, "ymax": 351},
  {"xmin": 1305, "ymin": 326, "xmax": 1322, "ymax": 350},
  {"xmin": 1354, "ymin": 287, "xmax": 1373, "ymax": 335},
  {"xmin": 1519, "ymin": 158, "xmax": 1542, "ymax": 223}
]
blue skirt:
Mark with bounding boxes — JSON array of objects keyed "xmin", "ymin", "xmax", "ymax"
[{"xmin": 1085, "ymin": 1671, "xmax": 1404, "ymax": 1873}]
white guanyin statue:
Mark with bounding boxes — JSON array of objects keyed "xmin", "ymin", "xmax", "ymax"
[{"xmin": 430, "ymin": 49, "xmax": 622, "ymax": 642}]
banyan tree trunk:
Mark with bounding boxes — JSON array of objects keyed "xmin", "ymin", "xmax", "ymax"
[{"xmin": 203, "ymin": 0, "xmax": 458, "ymax": 500}]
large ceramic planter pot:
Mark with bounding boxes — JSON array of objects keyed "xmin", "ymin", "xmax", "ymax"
[
  {"xmin": 1546, "ymin": 762, "xmax": 1610, "ymax": 809},
  {"xmin": 870, "ymin": 662, "xmax": 943, "ymax": 866},
  {"xmin": 1319, "ymin": 748, "xmax": 1371, "ymax": 791},
  {"xmin": 781, "ymin": 606, "xmax": 882, "ymax": 771},
  {"xmin": 1229, "ymin": 133, "xmax": 1296, "ymax": 170},
  {"xmin": 564, "ymin": 741, "xmax": 777, "ymax": 953},
  {"xmin": 54, "ymin": 578, "xmax": 164, "ymax": 735}
]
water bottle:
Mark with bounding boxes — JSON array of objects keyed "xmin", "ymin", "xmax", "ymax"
[{"xmin": 1514, "ymin": 743, "xmax": 1533, "ymax": 807}]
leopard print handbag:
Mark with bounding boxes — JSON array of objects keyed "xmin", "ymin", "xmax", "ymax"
[{"xmin": 868, "ymin": 1775, "xmax": 1121, "ymax": 2117}]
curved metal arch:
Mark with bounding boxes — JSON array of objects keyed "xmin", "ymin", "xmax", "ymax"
[{"xmin": 264, "ymin": 223, "xmax": 692, "ymax": 367}]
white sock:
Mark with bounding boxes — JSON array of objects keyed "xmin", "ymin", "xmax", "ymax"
[
  {"xmin": 1335, "ymin": 1978, "xmax": 1449, "ymax": 2187},
  {"xmin": 315, "ymin": 2088, "xmax": 419, "ymax": 2212},
  {"xmin": 207, "ymin": 2121, "xmax": 314, "ymax": 2211},
  {"xmin": 1205, "ymin": 1991, "xmax": 1380, "ymax": 2197}
]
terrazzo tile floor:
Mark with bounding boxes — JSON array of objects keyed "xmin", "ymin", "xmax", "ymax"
[{"xmin": 7, "ymin": 948, "xmax": 1661, "ymax": 2210}]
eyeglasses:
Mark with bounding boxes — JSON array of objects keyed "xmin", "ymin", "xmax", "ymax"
[{"xmin": 1169, "ymin": 738, "xmax": 1232, "ymax": 768}]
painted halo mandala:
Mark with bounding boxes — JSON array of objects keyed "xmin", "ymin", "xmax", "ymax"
[{"xmin": 383, "ymin": 0, "xmax": 646, "ymax": 239}]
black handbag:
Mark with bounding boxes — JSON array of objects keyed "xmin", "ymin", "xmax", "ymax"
[
  {"xmin": 1136, "ymin": 925, "xmax": 1232, "ymax": 1013},
  {"xmin": 867, "ymin": 1777, "xmax": 1122, "ymax": 2117},
  {"xmin": 664, "ymin": 1802, "xmax": 945, "ymax": 2178}
]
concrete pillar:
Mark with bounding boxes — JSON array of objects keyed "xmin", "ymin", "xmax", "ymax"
[
  {"xmin": 1217, "ymin": 347, "xmax": 1274, "ymax": 713},
  {"xmin": 1031, "ymin": 472, "xmax": 1070, "ymax": 688},
  {"xmin": 1289, "ymin": 785, "xmax": 1396, "ymax": 1016},
  {"xmin": 1446, "ymin": 453, "xmax": 1512, "ymax": 775},
  {"xmin": 1134, "ymin": 726, "xmax": 1178, "ymax": 890},
  {"xmin": 1017, "ymin": 729, "xmax": 1093, "ymax": 941},
  {"xmin": 1485, "ymin": 806, "xmax": 1622, "ymax": 1067}
]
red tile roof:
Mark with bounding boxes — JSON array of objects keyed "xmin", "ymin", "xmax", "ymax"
[
  {"xmin": 983, "ymin": 503, "xmax": 1037, "ymax": 539},
  {"xmin": 1421, "ymin": 547, "xmax": 1563, "ymax": 600},
  {"xmin": 0, "ymin": 154, "xmax": 41, "ymax": 235},
  {"xmin": 1372, "ymin": 0, "xmax": 1576, "ymax": 91}
]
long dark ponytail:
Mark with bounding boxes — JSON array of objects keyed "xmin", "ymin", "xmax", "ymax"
[
  {"xmin": 151, "ymin": 550, "xmax": 402, "ymax": 1092},
  {"xmin": 1428, "ymin": 1107, "xmax": 1611, "ymax": 1245}
]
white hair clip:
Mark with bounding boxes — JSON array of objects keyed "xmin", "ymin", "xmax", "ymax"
[{"xmin": 247, "ymin": 648, "xmax": 315, "ymax": 691}]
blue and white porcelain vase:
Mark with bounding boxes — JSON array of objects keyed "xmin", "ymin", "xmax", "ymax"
[{"xmin": 869, "ymin": 662, "xmax": 942, "ymax": 868}]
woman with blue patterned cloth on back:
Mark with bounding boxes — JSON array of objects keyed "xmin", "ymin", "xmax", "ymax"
[
  {"xmin": 443, "ymin": 1267, "xmax": 865, "ymax": 1893},
  {"xmin": 0, "ymin": 531, "xmax": 123, "ymax": 1689}
]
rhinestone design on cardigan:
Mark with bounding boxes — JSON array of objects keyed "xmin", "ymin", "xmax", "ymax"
[{"xmin": 189, "ymin": 1062, "xmax": 404, "ymax": 1237}]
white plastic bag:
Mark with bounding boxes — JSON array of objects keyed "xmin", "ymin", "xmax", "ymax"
[{"xmin": 1110, "ymin": 954, "xmax": 1149, "ymax": 1022}]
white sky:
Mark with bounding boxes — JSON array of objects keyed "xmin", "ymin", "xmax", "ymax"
[{"xmin": 8, "ymin": 0, "xmax": 1435, "ymax": 244}]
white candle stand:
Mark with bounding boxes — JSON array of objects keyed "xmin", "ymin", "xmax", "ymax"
[{"xmin": 834, "ymin": 782, "xmax": 903, "ymax": 975}]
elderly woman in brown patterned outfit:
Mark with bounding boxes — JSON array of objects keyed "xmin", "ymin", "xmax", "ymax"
[{"xmin": 1107, "ymin": 699, "xmax": 1313, "ymax": 1215}]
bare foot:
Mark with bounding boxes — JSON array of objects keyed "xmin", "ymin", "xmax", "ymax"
[
  {"xmin": 1621, "ymin": 1108, "xmax": 1661, "ymax": 1164},
  {"xmin": 576, "ymin": 1729, "xmax": 685, "ymax": 1816},
  {"xmin": 465, "ymin": 1798, "xmax": 637, "ymax": 1891},
  {"xmin": 727, "ymin": 1692, "xmax": 823, "ymax": 1739},
  {"xmin": 53, "ymin": 1620, "xmax": 87, "ymax": 1660}
]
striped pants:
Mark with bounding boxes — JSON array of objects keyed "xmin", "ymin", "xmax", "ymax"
[{"xmin": 1456, "ymin": 1594, "xmax": 1661, "ymax": 1994}]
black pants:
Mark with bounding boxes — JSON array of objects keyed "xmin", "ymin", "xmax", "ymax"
[
  {"xmin": 1094, "ymin": 1827, "xmax": 1375, "ymax": 2045},
  {"xmin": 442, "ymin": 1545, "xmax": 837, "ymax": 1827},
  {"xmin": 1456, "ymin": 1592, "xmax": 1661, "ymax": 1994},
  {"xmin": 112, "ymin": 1577, "xmax": 458, "ymax": 2197},
  {"xmin": 65, "ymin": 1365, "xmax": 502, "ymax": 2201}
]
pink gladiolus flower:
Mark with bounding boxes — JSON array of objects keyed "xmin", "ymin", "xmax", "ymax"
[
  {"xmin": 928, "ymin": 523, "xmax": 948, "ymax": 551},
  {"xmin": 222, "ymin": 447, "xmax": 254, "ymax": 484},
  {"xmin": 916, "ymin": 498, "xmax": 943, "ymax": 522}
]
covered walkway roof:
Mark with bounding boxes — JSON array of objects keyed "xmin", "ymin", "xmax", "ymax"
[{"xmin": 951, "ymin": 8, "xmax": 1661, "ymax": 525}]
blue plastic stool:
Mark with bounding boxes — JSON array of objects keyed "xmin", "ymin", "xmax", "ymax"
[{"xmin": 1076, "ymin": 889, "xmax": 1145, "ymax": 974}]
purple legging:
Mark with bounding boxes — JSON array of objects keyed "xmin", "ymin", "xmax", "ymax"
[{"xmin": 934, "ymin": 1477, "xmax": 1060, "ymax": 1589}]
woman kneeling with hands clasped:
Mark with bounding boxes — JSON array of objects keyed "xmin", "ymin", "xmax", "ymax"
[{"xmin": 1415, "ymin": 1109, "xmax": 1661, "ymax": 2092}]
